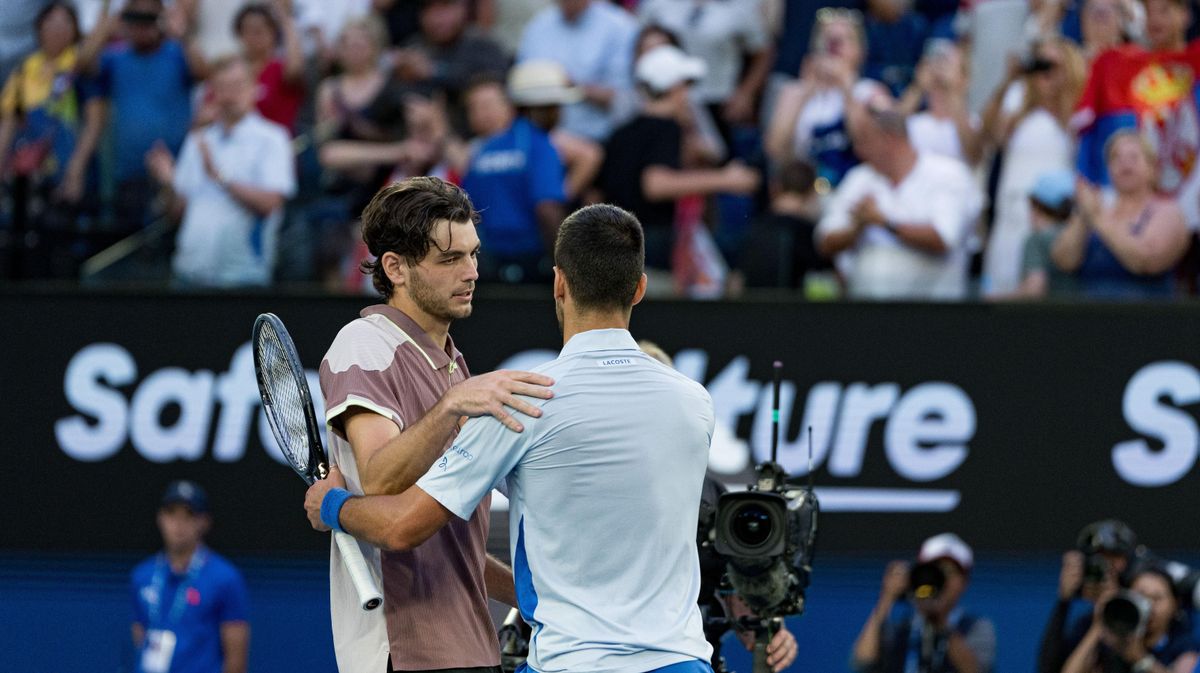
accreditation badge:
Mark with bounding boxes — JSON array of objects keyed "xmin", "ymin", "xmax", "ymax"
[{"xmin": 141, "ymin": 629, "xmax": 177, "ymax": 673}]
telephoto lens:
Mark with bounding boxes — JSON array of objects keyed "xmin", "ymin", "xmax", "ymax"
[
  {"xmin": 1102, "ymin": 591, "xmax": 1152, "ymax": 638},
  {"xmin": 909, "ymin": 561, "xmax": 947, "ymax": 600}
]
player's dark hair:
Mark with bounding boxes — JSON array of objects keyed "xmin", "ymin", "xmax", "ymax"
[
  {"xmin": 554, "ymin": 204, "xmax": 644, "ymax": 312},
  {"xmin": 777, "ymin": 160, "xmax": 817, "ymax": 196},
  {"xmin": 360, "ymin": 177, "xmax": 479, "ymax": 299},
  {"xmin": 233, "ymin": 3, "xmax": 282, "ymax": 44}
]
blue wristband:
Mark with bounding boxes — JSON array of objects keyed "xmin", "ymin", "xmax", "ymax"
[{"xmin": 320, "ymin": 488, "xmax": 352, "ymax": 533}]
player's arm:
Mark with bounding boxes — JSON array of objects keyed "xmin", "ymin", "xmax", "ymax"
[
  {"xmin": 485, "ymin": 555, "xmax": 517, "ymax": 607},
  {"xmin": 344, "ymin": 370, "xmax": 554, "ymax": 496},
  {"xmin": 220, "ymin": 621, "xmax": 250, "ymax": 673},
  {"xmin": 307, "ymin": 470, "xmax": 454, "ymax": 552},
  {"xmin": 131, "ymin": 622, "xmax": 145, "ymax": 648}
]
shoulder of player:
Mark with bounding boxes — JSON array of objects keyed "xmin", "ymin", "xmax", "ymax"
[
  {"xmin": 130, "ymin": 556, "xmax": 158, "ymax": 581},
  {"xmin": 323, "ymin": 314, "xmax": 430, "ymax": 373}
]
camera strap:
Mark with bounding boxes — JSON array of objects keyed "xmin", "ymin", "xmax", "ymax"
[{"xmin": 904, "ymin": 609, "xmax": 964, "ymax": 673}]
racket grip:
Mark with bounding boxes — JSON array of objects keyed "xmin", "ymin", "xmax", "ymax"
[{"xmin": 334, "ymin": 530, "xmax": 384, "ymax": 611}]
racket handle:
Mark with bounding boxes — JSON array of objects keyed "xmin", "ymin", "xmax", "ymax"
[{"xmin": 334, "ymin": 530, "xmax": 384, "ymax": 611}]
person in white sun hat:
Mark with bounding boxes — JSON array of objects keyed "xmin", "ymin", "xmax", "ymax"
[{"xmin": 852, "ymin": 532, "xmax": 996, "ymax": 673}]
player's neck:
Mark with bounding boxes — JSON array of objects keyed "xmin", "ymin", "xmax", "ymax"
[
  {"xmin": 561, "ymin": 310, "xmax": 630, "ymax": 345},
  {"xmin": 388, "ymin": 296, "xmax": 452, "ymax": 350}
]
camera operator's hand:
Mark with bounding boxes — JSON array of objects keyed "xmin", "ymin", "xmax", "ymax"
[
  {"xmin": 1059, "ymin": 550, "xmax": 1085, "ymax": 600},
  {"xmin": 881, "ymin": 560, "xmax": 910, "ymax": 604},
  {"xmin": 765, "ymin": 626, "xmax": 798, "ymax": 672}
]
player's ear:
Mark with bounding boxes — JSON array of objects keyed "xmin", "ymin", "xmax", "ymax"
[
  {"xmin": 631, "ymin": 273, "xmax": 647, "ymax": 307},
  {"xmin": 382, "ymin": 252, "xmax": 407, "ymax": 288},
  {"xmin": 553, "ymin": 266, "xmax": 566, "ymax": 302}
]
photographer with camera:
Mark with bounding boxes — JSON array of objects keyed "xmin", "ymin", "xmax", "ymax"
[
  {"xmin": 1038, "ymin": 520, "xmax": 1140, "ymax": 673},
  {"xmin": 1061, "ymin": 565, "xmax": 1198, "ymax": 673},
  {"xmin": 851, "ymin": 533, "xmax": 995, "ymax": 673}
]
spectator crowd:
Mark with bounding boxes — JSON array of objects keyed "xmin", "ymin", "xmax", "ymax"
[{"xmin": 4, "ymin": 0, "xmax": 1200, "ymax": 300}]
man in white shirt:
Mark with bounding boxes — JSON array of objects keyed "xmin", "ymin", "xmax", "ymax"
[
  {"xmin": 816, "ymin": 104, "xmax": 981, "ymax": 300},
  {"xmin": 517, "ymin": 0, "xmax": 638, "ymax": 142},
  {"xmin": 147, "ymin": 55, "xmax": 296, "ymax": 287},
  {"xmin": 306, "ymin": 203, "xmax": 717, "ymax": 673}
]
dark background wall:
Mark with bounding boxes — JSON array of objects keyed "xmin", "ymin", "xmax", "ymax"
[{"xmin": 5, "ymin": 290, "xmax": 1200, "ymax": 672}]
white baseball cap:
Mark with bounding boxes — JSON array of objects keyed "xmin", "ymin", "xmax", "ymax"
[
  {"xmin": 918, "ymin": 532, "xmax": 974, "ymax": 572},
  {"xmin": 635, "ymin": 45, "xmax": 706, "ymax": 94},
  {"xmin": 507, "ymin": 60, "xmax": 583, "ymax": 106}
]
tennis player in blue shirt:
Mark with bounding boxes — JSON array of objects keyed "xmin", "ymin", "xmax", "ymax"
[
  {"xmin": 307, "ymin": 203, "xmax": 716, "ymax": 673},
  {"xmin": 131, "ymin": 481, "xmax": 250, "ymax": 673}
]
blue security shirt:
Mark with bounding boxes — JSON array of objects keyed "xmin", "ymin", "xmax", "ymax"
[
  {"xmin": 94, "ymin": 40, "xmax": 193, "ymax": 182},
  {"xmin": 418, "ymin": 329, "xmax": 715, "ymax": 673},
  {"xmin": 131, "ymin": 548, "xmax": 249, "ymax": 673},
  {"xmin": 462, "ymin": 118, "xmax": 565, "ymax": 258}
]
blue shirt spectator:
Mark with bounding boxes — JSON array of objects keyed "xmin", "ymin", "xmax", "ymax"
[
  {"xmin": 464, "ymin": 116, "xmax": 565, "ymax": 263},
  {"xmin": 131, "ymin": 480, "xmax": 249, "ymax": 673},
  {"xmin": 95, "ymin": 38, "xmax": 192, "ymax": 183},
  {"xmin": 517, "ymin": 0, "xmax": 637, "ymax": 142},
  {"xmin": 131, "ymin": 549, "xmax": 250, "ymax": 673}
]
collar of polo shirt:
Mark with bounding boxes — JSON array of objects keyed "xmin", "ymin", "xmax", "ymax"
[
  {"xmin": 362, "ymin": 305, "xmax": 463, "ymax": 371},
  {"xmin": 559, "ymin": 328, "xmax": 639, "ymax": 357}
]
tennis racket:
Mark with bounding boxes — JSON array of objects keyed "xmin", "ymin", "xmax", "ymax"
[{"xmin": 252, "ymin": 312, "xmax": 384, "ymax": 612}]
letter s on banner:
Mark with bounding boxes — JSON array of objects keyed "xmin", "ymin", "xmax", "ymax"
[
  {"xmin": 55, "ymin": 344, "xmax": 137, "ymax": 461},
  {"xmin": 1113, "ymin": 361, "xmax": 1200, "ymax": 487}
]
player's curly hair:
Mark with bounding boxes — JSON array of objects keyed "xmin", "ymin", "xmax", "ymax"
[{"xmin": 359, "ymin": 177, "xmax": 478, "ymax": 300}]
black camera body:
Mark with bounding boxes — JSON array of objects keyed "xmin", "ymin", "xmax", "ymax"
[
  {"xmin": 909, "ymin": 560, "xmax": 947, "ymax": 601},
  {"xmin": 712, "ymin": 462, "xmax": 819, "ymax": 619}
]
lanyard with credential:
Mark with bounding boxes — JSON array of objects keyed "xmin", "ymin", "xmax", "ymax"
[
  {"xmin": 148, "ymin": 547, "xmax": 207, "ymax": 630},
  {"xmin": 904, "ymin": 608, "xmax": 963, "ymax": 673}
]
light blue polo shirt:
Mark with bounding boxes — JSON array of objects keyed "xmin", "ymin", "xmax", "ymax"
[{"xmin": 417, "ymin": 329, "xmax": 714, "ymax": 673}]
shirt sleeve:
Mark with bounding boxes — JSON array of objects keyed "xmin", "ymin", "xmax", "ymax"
[
  {"xmin": 529, "ymin": 130, "xmax": 566, "ymax": 204},
  {"xmin": 130, "ymin": 568, "xmax": 149, "ymax": 627},
  {"xmin": 215, "ymin": 565, "xmax": 251, "ymax": 624},
  {"xmin": 737, "ymin": 0, "xmax": 770, "ymax": 53},
  {"xmin": 965, "ymin": 618, "xmax": 997, "ymax": 673},
  {"xmin": 319, "ymin": 322, "xmax": 417, "ymax": 436},
  {"xmin": 416, "ymin": 411, "xmax": 541, "ymax": 520},
  {"xmin": 815, "ymin": 167, "xmax": 865, "ymax": 241},
  {"xmin": 251, "ymin": 126, "xmax": 297, "ymax": 198},
  {"xmin": 925, "ymin": 164, "xmax": 981, "ymax": 248},
  {"xmin": 172, "ymin": 132, "xmax": 204, "ymax": 198},
  {"xmin": 0, "ymin": 62, "xmax": 22, "ymax": 115}
]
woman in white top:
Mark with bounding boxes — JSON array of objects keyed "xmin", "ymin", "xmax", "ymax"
[
  {"xmin": 898, "ymin": 39, "xmax": 983, "ymax": 167},
  {"xmin": 764, "ymin": 8, "xmax": 887, "ymax": 188},
  {"xmin": 979, "ymin": 35, "xmax": 1086, "ymax": 295}
]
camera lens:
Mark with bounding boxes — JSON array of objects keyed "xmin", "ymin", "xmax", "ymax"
[
  {"xmin": 732, "ymin": 504, "xmax": 773, "ymax": 547},
  {"xmin": 1103, "ymin": 596, "xmax": 1143, "ymax": 637}
]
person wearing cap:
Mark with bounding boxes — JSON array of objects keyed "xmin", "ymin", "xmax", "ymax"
[
  {"xmin": 73, "ymin": 0, "xmax": 206, "ymax": 239},
  {"xmin": 851, "ymin": 533, "xmax": 995, "ymax": 673},
  {"xmin": 130, "ymin": 481, "xmax": 250, "ymax": 673},
  {"xmin": 461, "ymin": 61, "xmax": 576, "ymax": 284},
  {"xmin": 1038, "ymin": 520, "xmax": 1140, "ymax": 673},
  {"xmin": 988, "ymin": 168, "xmax": 1080, "ymax": 300},
  {"xmin": 599, "ymin": 44, "xmax": 759, "ymax": 272}
]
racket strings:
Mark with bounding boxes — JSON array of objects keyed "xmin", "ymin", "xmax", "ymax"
[{"xmin": 256, "ymin": 323, "xmax": 314, "ymax": 477}]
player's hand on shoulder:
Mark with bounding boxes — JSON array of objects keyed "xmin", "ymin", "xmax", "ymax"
[
  {"xmin": 442, "ymin": 370, "xmax": 555, "ymax": 433},
  {"xmin": 304, "ymin": 466, "xmax": 347, "ymax": 532}
]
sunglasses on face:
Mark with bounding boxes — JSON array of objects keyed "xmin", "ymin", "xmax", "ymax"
[{"xmin": 120, "ymin": 10, "xmax": 159, "ymax": 24}]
